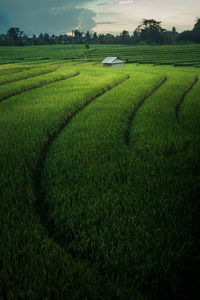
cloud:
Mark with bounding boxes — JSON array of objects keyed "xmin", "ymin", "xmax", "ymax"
[
  {"xmin": 0, "ymin": 0, "xmax": 96, "ymax": 34},
  {"xmin": 98, "ymin": 2, "xmax": 108, "ymax": 6},
  {"xmin": 1, "ymin": 0, "xmax": 200, "ymax": 34},
  {"xmin": 98, "ymin": 0, "xmax": 118, "ymax": 5},
  {"xmin": 78, "ymin": 10, "xmax": 96, "ymax": 31},
  {"xmin": 0, "ymin": 9, "xmax": 12, "ymax": 32},
  {"xmin": 119, "ymin": 1, "xmax": 134, "ymax": 4}
]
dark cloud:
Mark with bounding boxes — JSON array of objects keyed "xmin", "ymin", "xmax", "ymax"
[
  {"xmin": 0, "ymin": 9, "xmax": 12, "ymax": 32},
  {"xmin": 0, "ymin": 0, "xmax": 96, "ymax": 34},
  {"xmin": 78, "ymin": 10, "xmax": 96, "ymax": 31},
  {"xmin": 27, "ymin": 7, "xmax": 96, "ymax": 34}
]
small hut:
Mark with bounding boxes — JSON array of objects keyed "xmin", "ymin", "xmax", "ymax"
[{"xmin": 101, "ymin": 57, "xmax": 125, "ymax": 68}]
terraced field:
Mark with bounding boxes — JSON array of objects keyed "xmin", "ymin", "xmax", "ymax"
[
  {"xmin": 0, "ymin": 44, "xmax": 200, "ymax": 67},
  {"xmin": 0, "ymin": 62, "xmax": 200, "ymax": 299}
]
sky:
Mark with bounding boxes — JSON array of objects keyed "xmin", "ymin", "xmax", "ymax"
[{"xmin": 0, "ymin": 0, "xmax": 199, "ymax": 35}]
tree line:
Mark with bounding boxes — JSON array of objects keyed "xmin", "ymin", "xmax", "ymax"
[{"xmin": 0, "ymin": 18, "xmax": 200, "ymax": 46}]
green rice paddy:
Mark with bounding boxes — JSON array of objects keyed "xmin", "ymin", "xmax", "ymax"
[
  {"xmin": 0, "ymin": 46, "xmax": 200, "ymax": 299},
  {"xmin": 0, "ymin": 44, "xmax": 200, "ymax": 67}
]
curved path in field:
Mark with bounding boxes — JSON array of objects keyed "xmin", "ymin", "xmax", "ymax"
[
  {"xmin": 0, "ymin": 67, "xmax": 57, "ymax": 86},
  {"xmin": 175, "ymin": 76, "xmax": 198, "ymax": 123},
  {"xmin": 0, "ymin": 71, "xmax": 80, "ymax": 103},
  {"xmin": 124, "ymin": 76, "xmax": 167, "ymax": 146},
  {"xmin": 32, "ymin": 75, "xmax": 130, "ymax": 244},
  {"xmin": 162, "ymin": 75, "xmax": 199, "ymax": 156},
  {"xmin": 125, "ymin": 74, "xmax": 199, "ymax": 156},
  {"xmin": 0, "ymin": 66, "xmax": 31, "ymax": 76}
]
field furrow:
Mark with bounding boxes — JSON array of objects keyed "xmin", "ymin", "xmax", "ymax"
[
  {"xmin": 179, "ymin": 78, "xmax": 200, "ymax": 134},
  {"xmin": 124, "ymin": 76, "xmax": 167, "ymax": 145},
  {"xmin": 33, "ymin": 74, "xmax": 129, "ymax": 236},
  {"xmin": 175, "ymin": 76, "xmax": 198, "ymax": 123},
  {"xmin": 0, "ymin": 66, "xmax": 57, "ymax": 85},
  {"xmin": 129, "ymin": 71, "xmax": 196, "ymax": 154},
  {"xmin": 0, "ymin": 69, "xmax": 80, "ymax": 102},
  {"xmin": 0, "ymin": 67, "xmax": 30, "ymax": 75}
]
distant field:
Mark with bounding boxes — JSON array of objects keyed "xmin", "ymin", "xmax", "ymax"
[
  {"xmin": 0, "ymin": 61, "xmax": 200, "ymax": 299},
  {"xmin": 0, "ymin": 44, "xmax": 200, "ymax": 67}
]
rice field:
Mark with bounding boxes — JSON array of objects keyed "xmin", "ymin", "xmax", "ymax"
[
  {"xmin": 0, "ymin": 44, "xmax": 200, "ymax": 67},
  {"xmin": 0, "ymin": 58, "xmax": 200, "ymax": 299}
]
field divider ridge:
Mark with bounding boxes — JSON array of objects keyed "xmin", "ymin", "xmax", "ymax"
[
  {"xmin": 175, "ymin": 75, "xmax": 198, "ymax": 123},
  {"xmin": 0, "ymin": 67, "xmax": 58, "ymax": 86},
  {"xmin": 161, "ymin": 76, "xmax": 199, "ymax": 156},
  {"xmin": 0, "ymin": 71, "xmax": 80, "ymax": 103},
  {"xmin": 0, "ymin": 66, "xmax": 31, "ymax": 76},
  {"xmin": 124, "ymin": 76, "xmax": 167, "ymax": 146},
  {"xmin": 32, "ymin": 74, "xmax": 130, "ymax": 245}
]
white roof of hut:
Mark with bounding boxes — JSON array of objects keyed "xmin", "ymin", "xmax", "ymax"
[{"xmin": 101, "ymin": 57, "xmax": 125, "ymax": 64}]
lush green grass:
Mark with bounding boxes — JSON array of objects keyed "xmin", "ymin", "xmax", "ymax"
[
  {"xmin": 0, "ymin": 44, "xmax": 200, "ymax": 67},
  {"xmin": 0, "ymin": 62, "xmax": 200, "ymax": 299}
]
